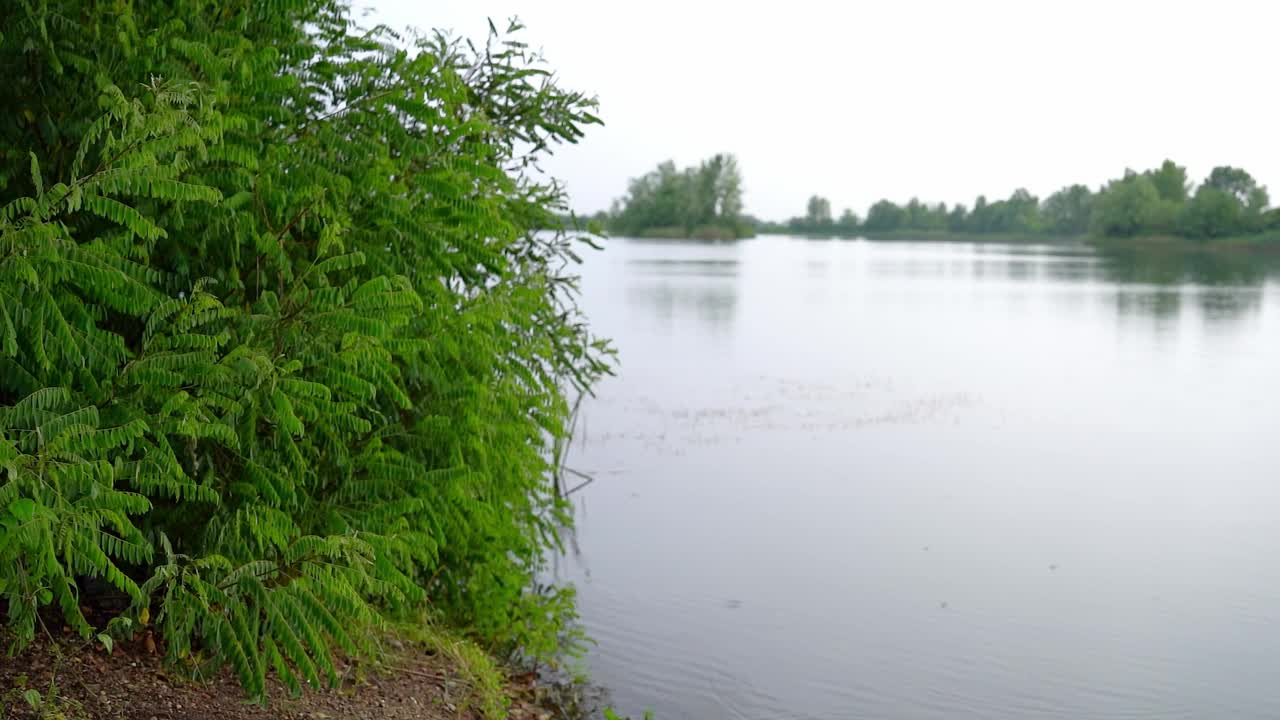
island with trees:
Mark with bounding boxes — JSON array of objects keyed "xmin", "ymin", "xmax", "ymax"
[
  {"xmin": 602, "ymin": 154, "xmax": 754, "ymax": 240},
  {"xmin": 759, "ymin": 160, "xmax": 1280, "ymax": 248}
]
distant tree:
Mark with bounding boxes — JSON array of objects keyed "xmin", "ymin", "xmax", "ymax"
[
  {"xmin": 905, "ymin": 197, "xmax": 926, "ymax": 229},
  {"xmin": 1247, "ymin": 186, "xmax": 1271, "ymax": 213},
  {"xmin": 963, "ymin": 189, "xmax": 1038, "ymax": 233},
  {"xmin": 968, "ymin": 195, "xmax": 990, "ymax": 232},
  {"xmin": 610, "ymin": 154, "xmax": 748, "ymax": 237},
  {"xmin": 1145, "ymin": 160, "xmax": 1190, "ymax": 203},
  {"xmin": 948, "ymin": 203, "xmax": 969, "ymax": 232},
  {"xmin": 1168, "ymin": 166, "xmax": 1272, "ymax": 238},
  {"xmin": 806, "ymin": 195, "xmax": 834, "ymax": 226},
  {"xmin": 714, "ymin": 154, "xmax": 745, "ymax": 220},
  {"xmin": 1245, "ymin": 186, "xmax": 1271, "ymax": 232},
  {"xmin": 1092, "ymin": 174, "xmax": 1162, "ymax": 237},
  {"xmin": 1204, "ymin": 166, "xmax": 1260, "ymax": 205},
  {"xmin": 837, "ymin": 208, "xmax": 861, "ymax": 233},
  {"xmin": 901, "ymin": 199, "xmax": 948, "ymax": 231},
  {"xmin": 1178, "ymin": 186, "xmax": 1243, "ymax": 239},
  {"xmin": 1004, "ymin": 188, "xmax": 1041, "ymax": 232},
  {"xmin": 864, "ymin": 199, "xmax": 906, "ymax": 232},
  {"xmin": 1041, "ymin": 184, "xmax": 1094, "ymax": 235}
]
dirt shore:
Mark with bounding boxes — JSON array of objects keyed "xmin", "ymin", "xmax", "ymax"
[{"xmin": 0, "ymin": 634, "xmax": 560, "ymax": 720}]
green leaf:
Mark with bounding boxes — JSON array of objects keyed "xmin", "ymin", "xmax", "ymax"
[
  {"xmin": 9, "ymin": 498, "xmax": 35, "ymax": 522},
  {"xmin": 0, "ymin": 298, "xmax": 18, "ymax": 356},
  {"xmin": 22, "ymin": 689, "xmax": 42, "ymax": 709},
  {"xmin": 29, "ymin": 152, "xmax": 43, "ymax": 196}
]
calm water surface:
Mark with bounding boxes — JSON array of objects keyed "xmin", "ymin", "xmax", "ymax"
[{"xmin": 556, "ymin": 236, "xmax": 1280, "ymax": 720}]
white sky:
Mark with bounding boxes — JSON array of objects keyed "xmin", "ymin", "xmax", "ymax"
[{"xmin": 370, "ymin": 0, "xmax": 1277, "ymax": 220}]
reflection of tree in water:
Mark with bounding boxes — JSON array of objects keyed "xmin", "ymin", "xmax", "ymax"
[
  {"xmin": 1196, "ymin": 288, "xmax": 1263, "ymax": 325},
  {"xmin": 1113, "ymin": 288, "xmax": 1182, "ymax": 323},
  {"xmin": 876, "ymin": 252, "xmax": 1100, "ymax": 283},
  {"xmin": 626, "ymin": 258, "xmax": 740, "ymax": 278},
  {"xmin": 1041, "ymin": 257, "xmax": 1104, "ymax": 282},
  {"xmin": 1003, "ymin": 258, "xmax": 1037, "ymax": 281},
  {"xmin": 624, "ymin": 255, "xmax": 741, "ymax": 332},
  {"xmin": 1097, "ymin": 246, "xmax": 1278, "ymax": 327},
  {"xmin": 1097, "ymin": 246, "xmax": 1280, "ymax": 287},
  {"xmin": 626, "ymin": 282, "xmax": 738, "ymax": 333}
]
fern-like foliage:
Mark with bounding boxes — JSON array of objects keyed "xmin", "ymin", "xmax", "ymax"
[{"xmin": 1, "ymin": 0, "xmax": 611, "ymax": 699}]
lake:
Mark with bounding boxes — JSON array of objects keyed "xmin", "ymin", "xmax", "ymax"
[{"xmin": 555, "ymin": 235, "xmax": 1280, "ymax": 720}]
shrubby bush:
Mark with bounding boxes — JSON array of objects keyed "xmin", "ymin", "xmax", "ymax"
[{"xmin": 0, "ymin": 0, "xmax": 609, "ymax": 697}]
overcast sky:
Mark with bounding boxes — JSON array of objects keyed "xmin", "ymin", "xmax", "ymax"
[{"xmin": 370, "ymin": 0, "xmax": 1276, "ymax": 220}]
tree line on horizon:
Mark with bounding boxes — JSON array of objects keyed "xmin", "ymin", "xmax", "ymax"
[{"xmin": 765, "ymin": 161, "xmax": 1280, "ymax": 242}]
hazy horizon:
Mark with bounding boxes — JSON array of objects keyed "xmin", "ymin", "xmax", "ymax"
[{"xmin": 369, "ymin": 0, "xmax": 1279, "ymax": 221}]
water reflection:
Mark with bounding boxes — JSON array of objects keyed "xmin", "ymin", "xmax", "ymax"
[
  {"xmin": 867, "ymin": 244, "xmax": 1100, "ymax": 284},
  {"xmin": 858, "ymin": 241, "xmax": 1279, "ymax": 327},
  {"xmin": 1041, "ymin": 258, "xmax": 1102, "ymax": 282},
  {"xmin": 1112, "ymin": 287, "xmax": 1182, "ymax": 322},
  {"xmin": 624, "ymin": 282, "xmax": 738, "ymax": 333},
  {"xmin": 627, "ymin": 258, "xmax": 740, "ymax": 278},
  {"xmin": 1095, "ymin": 246, "xmax": 1280, "ymax": 286},
  {"xmin": 1095, "ymin": 247, "xmax": 1278, "ymax": 328},
  {"xmin": 1197, "ymin": 288, "xmax": 1264, "ymax": 332},
  {"xmin": 618, "ymin": 236, "xmax": 741, "ymax": 247}
]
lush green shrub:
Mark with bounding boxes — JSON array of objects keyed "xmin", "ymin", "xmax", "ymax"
[{"xmin": 0, "ymin": 0, "xmax": 609, "ymax": 698}]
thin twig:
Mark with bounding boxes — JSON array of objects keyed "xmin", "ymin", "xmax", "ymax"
[
  {"xmin": 275, "ymin": 197, "xmax": 320, "ymax": 245},
  {"xmin": 563, "ymin": 475, "xmax": 593, "ymax": 497}
]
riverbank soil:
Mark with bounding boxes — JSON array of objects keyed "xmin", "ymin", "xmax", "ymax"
[{"xmin": 0, "ymin": 636, "xmax": 553, "ymax": 720}]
